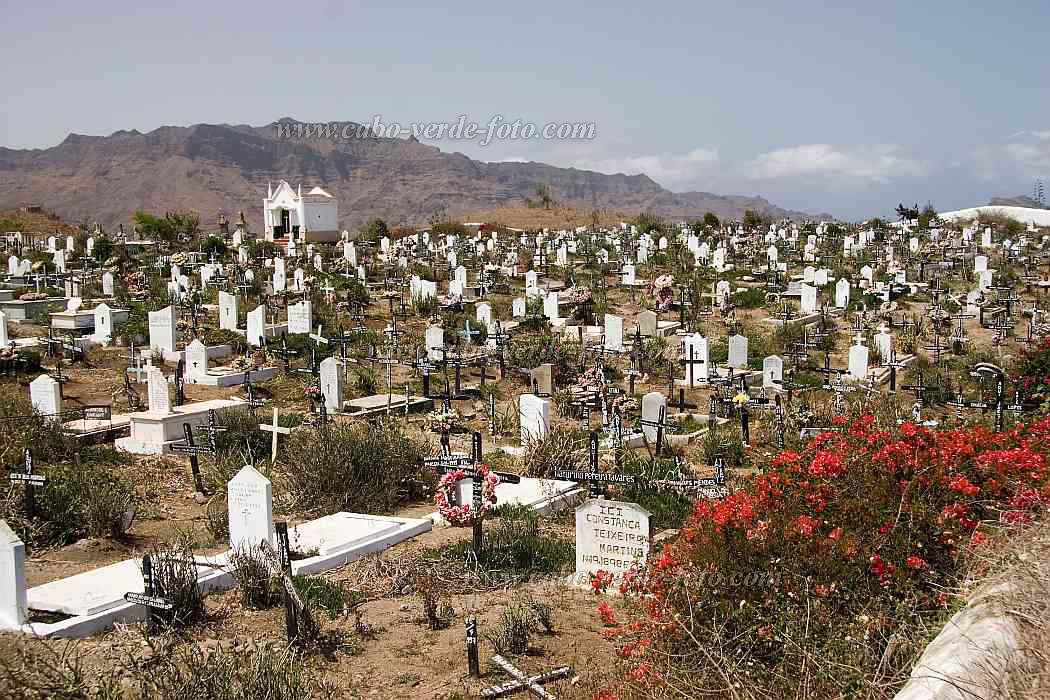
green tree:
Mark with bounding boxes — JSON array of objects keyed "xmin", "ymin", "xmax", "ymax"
[
  {"xmin": 742, "ymin": 209, "xmax": 768, "ymax": 230},
  {"xmin": 357, "ymin": 218, "xmax": 389, "ymax": 243},
  {"xmin": 91, "ymin": 236, "xmax": 116, "ymax": 263},
  {"xmin": 917, "ymin": 203, "xmax": 938, "ymax": 229},
  {"xmin": 632, "ymin": 211, "xmax": 665, "ymax": 235},
  {"xmin": 702, "ymin": 212, "xmax": 720, "ymax": 229},
  {"xmin": 200, "ymin": 235, "xmax": 227, "ymax": 258}
]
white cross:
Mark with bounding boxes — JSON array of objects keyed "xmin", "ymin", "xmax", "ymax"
[
  {"xmin": 309, "ymin": 325, "xmax": 328, "ymax": 345},
  {"xmin": 481, "ymin": 655, "xmax": 571, "ymax": 699},
  {"xmin": 258, "ymin": 407, "xmax": 291, "ymax": 466}
]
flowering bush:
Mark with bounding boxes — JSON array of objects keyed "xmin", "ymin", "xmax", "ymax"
[
  {"xmin": 602, "ymin": 415, "xmax": 1050, "ymax": 695},
  {"xmin": 647, "ymin": 274, "xmax": 674, "ymax": 310},
  {"xmin": 424, "ymin": 409, "xmax": 461, "ymax": 433},
  {"xmin": 18, "ymin": 292, "xmax": 47, "ymax": 301},
  {"xmin": 434, "ymin": 465, "xmax": 500, "ymax": 526},
  {"xmin": 1014, "ymin": 335, "xmax": 1050, "ymax": 408}
]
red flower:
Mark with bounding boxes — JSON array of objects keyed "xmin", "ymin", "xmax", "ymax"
[
  {"xmin": 905, "ymin": 555, "xmax": 929, "ymax": 571},
  {"xmin": 597, "ymin": 601, "xmax": 618, "ymax": 626}
]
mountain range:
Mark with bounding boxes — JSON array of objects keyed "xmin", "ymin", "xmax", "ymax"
[{"xmin": 0, "ymin": 118, "xmax": 827, "ymax": 233}]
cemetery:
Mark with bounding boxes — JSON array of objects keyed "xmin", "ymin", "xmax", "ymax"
[{"xmin": 0, "ymin": 201, "xmax": 1048, "ymax": 699}]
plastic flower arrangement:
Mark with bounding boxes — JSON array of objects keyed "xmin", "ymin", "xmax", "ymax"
[
  {"xmin": 648, "ymin": 274, "xmax": 675, "ymax": 310},
  {"xmin": 434, "ymin": 465, "xmax": 500, "ymax": 526},
  {"xmin": 425, "ymin": 408, "xmax": 461, "ymax": 433},
  {"xmin": 571, "ymin": 287, "xmax": 594, "ymax": 305}
]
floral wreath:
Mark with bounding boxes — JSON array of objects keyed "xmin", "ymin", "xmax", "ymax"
[{"xmin": 434, "ymin": 465, "xmax": 500, "ymax": 527}]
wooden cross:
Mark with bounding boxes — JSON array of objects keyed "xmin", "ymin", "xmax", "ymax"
[
  {"xmin": 423, "ymin": 432, "xmax": 520, "ymax": 558},
  {"xmin": 124, "ymin": 555, "xmax": 174, "ymax": 629},
  {"xmin": 481, "ymin": 655, "xmax": 572, "ymax": 699},
  {"xmin": 259, "ymin": 407, "xmax": 291, "ymax": 467},
  {"xmin": 553, "ymin": 431, "xmax": 636, "ymax": 498},
  {"xmin": 9, "ymin": 448, "xmax": 45, "ymax": 519}
]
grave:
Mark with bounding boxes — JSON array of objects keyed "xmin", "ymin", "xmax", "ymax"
[{"xmin": 573, "ymin": 499, "xmax": 650, "ymax": 586}]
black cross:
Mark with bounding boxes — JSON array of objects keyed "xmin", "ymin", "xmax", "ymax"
[
  {"xmin": 553, "ymin": 431, "xmax": 636, "ymax": 499},
  {"xmin": 124, "ymin": 555, "xmax": 174, "ymax": 629},
  {"xmin": 423, "ymin": 432, "xmax": 521, "ymax": 559},
  {"xmin": 9, "ymin": 447, "xmax": 45, "ymax": 519}
]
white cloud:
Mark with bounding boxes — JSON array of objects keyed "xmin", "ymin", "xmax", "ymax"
[
  {"xmin": 746, "ymin": 144, "xmax": 928, "ymax": 184},
  {"xmin": 572, "ymin": 147, "xmax": 720, "ymax": 184},
  {"xmin": 973, "ymin": 131, "xmax": 1050, "ymax": 180}
]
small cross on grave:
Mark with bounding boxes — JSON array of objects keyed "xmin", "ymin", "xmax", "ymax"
[
  {"xmin": 9, "ymin": 448, "xmax": 46, "ymax": 520},
  {"xmin": 901, "ymin": 371, "xmax": 936, "ymax": 426},
  {"xmin": 651, "ymin": 454, "xmax": 729, "ymax": 499},
  {"xmin": 481, "ymin": 655, "xmax": 572, "ymax": 699},
  {"xmin": 553, "ymin": 431, "xmax": 636, "ymax": 498},
  {"xmin": 241, "ymin": 372, "xmax": 266, "ymax": 414},
  {"xmin": 272, "ymin": 333, "xmax": 299, "ymax": 375},
  {"xmin": 169, "ymin": 421, "xmax": 215, "ymax": 493},
  {"xmin": 173, "ymin": 358, "xmax": 186, "ymax": 407},
  {"xmin": 259, "ymin": 407, "xmax": 291, "ymax": 467},
  {"xmin": 424, "ymin": 431, "xmax": 521, "ymax": 559},
  {"xmin": 123, "ymin": 555, "xmax": 174, "ymax": 630},
  {"xmin": 883, "ymin": 347, "xmax": 908, "ymax": 392}
]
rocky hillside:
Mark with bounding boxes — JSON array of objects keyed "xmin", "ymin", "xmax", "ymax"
[{"xmin": 0, "ymin": 118, "xmax": 824, "ymax": 232}]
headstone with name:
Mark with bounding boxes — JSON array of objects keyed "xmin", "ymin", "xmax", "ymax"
[
  {"xmin": 148, "ymin": 306, "xmax": 177, "ymax": 353},
  {"xmin": 638, "ymin": 310, "xmax": 657, "ymax": 337},
  {"xmin": 146, "ymin": 366, "xmax": 172, "ymax": 415},
  {"xmin": 227, "ymin": 465, "xmax": 275, "ymax": 552},
  {"xmin": 604, "ymin": 314, "xmax": 624, "ymax": 352},
  {"xmin": 102, "ymin": 271, "xmax": 115, "ymax": 296},
  {"xmin": 835, "ymin": 278, "xmax": 850, "ymax": 309},
  {"xmin": 287, "ymin": 301, "xmax": 312, "ymax": 335},
  {"xmin": 574, "ymin": 499, "xmax": 650, "ymax": 583}
]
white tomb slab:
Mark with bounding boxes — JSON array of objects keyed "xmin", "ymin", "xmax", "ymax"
[{"xmin": 0, "ymin": 521, "xmax": 27, "ymax": 629}]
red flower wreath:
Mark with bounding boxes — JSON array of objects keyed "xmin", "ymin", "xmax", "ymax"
[{"xmin": 434, "ymin": 465, "xmax": 500, "ymax": 527}]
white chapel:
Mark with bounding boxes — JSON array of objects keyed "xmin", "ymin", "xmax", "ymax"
[{"xmin": 262, "ymin": 180, "xmax": 339, "ymax": 243}]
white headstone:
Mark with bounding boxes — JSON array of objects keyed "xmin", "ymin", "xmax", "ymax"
[
  {"xmin": 184, "ymin": 339, "xmax": 208, "ymax": 379},
  {"xmin": 848, "ymin": 343, "xmax": 869, "ymax": 381},
  {"xmin": 640, "ymin": 392, "xmax": 666, "ymax": 444},
  {"xmin": 247, "ymin": 305, "xmax": 266, "ymax": 347},
  {"xmin": 319, "ymin": 357, "xmax": 343, "ymax": 413},
  {"xmin": 727, "ymin": 334, "xmax": 748, "ymax": 369},
  {"xmin": 92, "ymin": 303, "xmax": 113, "ymax": 344},
  {"xmin": 543, "ymin": 293, "xmax": 559, "ymax": 323},
  {"xmin": 476, "ymin": 302, "xmax": 492, "ymax": 329},
  {"xmin": 680, "ymin": 334, "xmax": 709, "ymax": 386},
  {"xmin": 0, "ymin": 310, "xmax": 8, "ymax": 348},
  {"xmin": 146, "ymin": 366, "xmax": 171, "ymax": 415},
  {"xmin": 519, "ymin": 393, "xmax": 551, "ymax": 443},
  {"xmin": 800, "ymin": 284, "xmax": 817, "ymax": 314},
  {"xmin": 512, "ymin": 297, "xmax": 526, "ymax": 317},
  {"xmin": 574, "ymin": 499, "xmax": 650, "ymax": 583},
  {"xmin": 227, "ymin": 465, "xmax": 275, "ymax": 552},
  {"xmin": 101, "ymin": 271, "xmax": 115, "ymax": 296},
  {"xmin": 287, "ymin": 300, "xmax": 312, "ymax": 335},
  {"xmin": 219, "ymin": 291, "xmax": 238, "ymax": 331},
  {"xmin": 29, "ymin": 375, "xmax": 61, "ymax": 421},
  {"xmin": 148, "ymin": 306, "xmax": 177, "ymax": 353},
  {"xmin": 604, "ymin": 314, "xmax": 624, "ymax": 352},
  {"xmin": 762, "ymin": 355, "xmax": 783, "ymax": 389},
  {"xmin": 0, "ymin": 521, "xmax": 27, "ymax": 629},
  {"xmin": 426, "ymin": 325, "xmax": 445, "ymax": 362},
  {"xmin": 835, "ymin": 278, "xmax": 850, "ymax": 309}
]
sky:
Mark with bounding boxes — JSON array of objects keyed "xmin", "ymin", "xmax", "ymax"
[{"xmin": 2, "ymin": 0, "xmax": 1048, "ymax": 219}]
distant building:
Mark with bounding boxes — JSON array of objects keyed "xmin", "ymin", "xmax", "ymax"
[{"xmin": 262, "ymin": 180, "xmax": 339, "ymax": 243}]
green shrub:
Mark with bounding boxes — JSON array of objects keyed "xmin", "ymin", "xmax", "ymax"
[{"xmin": 282, "ymin": 418, "xmax": 431, "ymax": 515}]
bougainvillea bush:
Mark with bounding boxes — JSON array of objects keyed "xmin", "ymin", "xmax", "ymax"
[
  {"xmin": 1014, "ymin": 335, "xmax": 1050, "ymax": 409},
  {"xmin": 598, "ymin": 414, "xmax": 1050, "ymax": 699}
]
